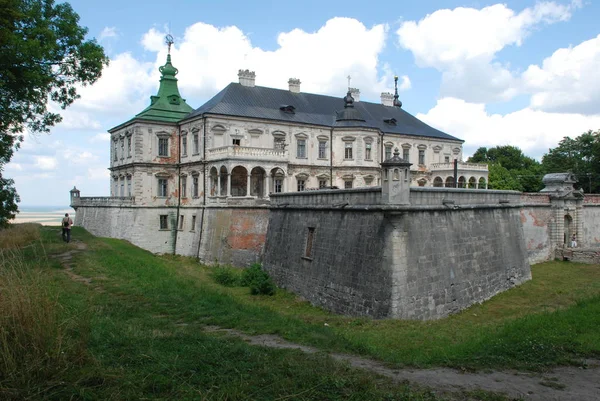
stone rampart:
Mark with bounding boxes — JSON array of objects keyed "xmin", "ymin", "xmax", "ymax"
[{"xmin": 263, "ymin": 189, "xmax": 531, "ymax": 320}]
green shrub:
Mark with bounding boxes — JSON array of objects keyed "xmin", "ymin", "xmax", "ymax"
[
  {"xmin": 210, "ymin": 266, "xmax": 240, "ymax": 287},
  {"xmin": 240, "ymin": 263, "xmax": 276, "ymax": 296}
]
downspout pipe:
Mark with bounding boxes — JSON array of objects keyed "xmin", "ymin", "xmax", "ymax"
[
  {"xmin": 195, "ymin": 116, "xmax": 208, "ymax": 262},
  {"xmin": 329, "ymin": 127, "xmax": 333, "ymax": 188},
  {"xmin": 173, "ymin": 127, "xmax": 182, "ymax": 255}
]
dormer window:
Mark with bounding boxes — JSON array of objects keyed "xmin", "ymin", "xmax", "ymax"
[
  {"xmin": 384, "ymin": 118, "xmax": 397, "ymax": 126},
  {"xmin": 280, "ymin": 105, "xmax": 296, "ymax": 114},
  {"xmin": 168, "ymin": 95, "xmax": 180, "ymax": 105}
]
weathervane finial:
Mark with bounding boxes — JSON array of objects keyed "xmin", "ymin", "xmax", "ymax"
[
  {"xmin": 347, "ymin": 75, "xmax": 351, "ymax": 90},
  {"xmin": 165, "ymin": 34, "xmax": 174, "ymax": 54}
]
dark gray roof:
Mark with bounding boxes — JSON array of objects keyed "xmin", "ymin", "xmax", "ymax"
[{"xmin": 184, "ymin": 83, "xmax": 462, "ymax": 141}]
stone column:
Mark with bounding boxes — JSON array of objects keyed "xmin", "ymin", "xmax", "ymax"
[
  {"xmin": 283, "ymin": 175, "xmax": 287, "ymax": 193},
  {"xmin": 227, "ymin": 173, "xmax": 232, "ymax": 197},
  {"xmin": 217, "ymin": 174, "xmax": 221, "ymax": 196},
  {"xmin": 246, "ymin": 174, "xmax": 252, "ymax": 197},
  {"xmin": 265, "ymin": 174, "xmax": 270, "ymax": 197}
]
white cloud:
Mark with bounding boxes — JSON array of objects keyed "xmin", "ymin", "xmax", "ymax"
[
  {"xmin": 417, "ymin": 97, "xmax": 600, "ymax": 160},
  {"xmin": 90, "ymin": 133, "xmax": 111, "ymax": 143},
  {"xmin": 399, "ymin": 75, "xmax": 411, "ymax": 91},
  {"xmin": 397, "ymin": 2, "xmax": 576, "ymax": 102},
  {"xmin": 523, "ymin": 34, "xmax": 600, "ymax": 114},
  {"xmin": 34, "ymin": 156, "xmax": 58, "ymax": 170},
  {"xmin": 87, "ymin": 167, "xmax": 110, "ymax": 181},
  {"xmin": 147, "ymin": 18, "xmax": 391, "ymax": 101},
  {"xmin": 99, "ymin": 26, "xmax": 118, "ymax": 41}
]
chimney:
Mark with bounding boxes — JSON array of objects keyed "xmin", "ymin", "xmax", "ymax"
[
  {"xmin": 381, "ymin": 92, "xmax": 394, "ymax": 106},
  {"xmin": 238, "ymin": 69, "xmax": 256, "ymax": 87},
  {"xmin": 349, "ymin": 87, "xmax": 360, "ymax": 102},
  {"xmin": 288, "ymin": 78, "xmax": 301, "ymax": 93}
]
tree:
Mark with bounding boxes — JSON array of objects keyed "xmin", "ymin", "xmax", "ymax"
[
  {"xmin": 0, "ymin": 0, "xmax": 108, "ymax": 226},
  {"xmin": 468, "ymin": 145, "xmax": 543, "ymax": 191},
  {"xmin": 541, "ymin": 130, "xmax": 600, "ymax": 193}
]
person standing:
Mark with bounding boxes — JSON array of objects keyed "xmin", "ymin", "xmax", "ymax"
[
  {"xmin": 62, "ymin": 213, "xmax": 73, "ymax": 243},
  {"xmin": 571, "ymin": 234, "xmax": 577, "ymax": 248}
]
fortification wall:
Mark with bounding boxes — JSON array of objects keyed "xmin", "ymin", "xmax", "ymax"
[
  {"xmin": 264, "ymin": 209, "xmax": 391, "ymax": 317},
  {"xmin": 198, "ymin": 207, "xmax": 269, "ymax": 267},
  {"xmin": 74, "ymin": 201, "xmax": 268, "ymax": 264},
  {"xmin": 264, "ymin": 188, "xmax": 531, "ymax": 320},
  {"xmin": 583, "ymin": 195, "xmax": 600, "ymax": 247}
]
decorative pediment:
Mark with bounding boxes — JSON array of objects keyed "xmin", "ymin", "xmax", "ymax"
[
  {"xmin": 317, "ymin": 135, "xmax": 329, "ymax": 141},
  {"xmin": 155, "ymin": 131, "xmax": 171, "ymax": 138},
  {"xmin": 342, "ymin": 174, "xmax": 354, "ymax": 180},
  {"xmin": 272, "ymin": 130, "xmax": 286, "ymax": 138},
  {"xmin": 364, "ymin": 136, "xmax": 374, "ymax": 143},
  {"xmin": 342, "ymin": 136, "xmax": 356, "ymax": 142},
  {"xmin": 417, "ymin": 144, "xmax": 427, "ymax": 150},
  {"xmin": 211, "ymin": 125, "xmax": 226, "ymax": 134},
  {"xmin": 155, "ymin": 171, "xmax": 171, "ymax": 178},
  {"xmin": 248, "ymin": 128, "xmax": 263, "ymax": 136},
  {"xmin": 453, "ymin": 147, "xmax": 461, "ymax": 154},
  {"xmin": 401, "ymin": 143, "xmax": 412, "ymax": 149},
  {"xmin": 316, "ymin": 173, "xmax": 330, "ymax": 180},
  {"xmin": 432, "ymin": 145, "xmax": 443, "ymax": 153},
  {"xmin": 295, "ymin": 132, "xmax": 308, "ymax": 139},
  {"xmin": 385, "ymin": 141, "xmax": 394, "ymax": 148},
  {"xmin": 296, "ymin": 172, "xmax": 309, "ymax": 180}
]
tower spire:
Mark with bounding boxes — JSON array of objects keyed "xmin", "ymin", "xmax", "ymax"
[{"xmin": 393, "ymin": 75, "xmax": 402, "ymax": 108}]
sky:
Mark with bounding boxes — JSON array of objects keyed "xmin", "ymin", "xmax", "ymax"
[{"xmin": 6, "ymin": 0, "xmax": 600, "ymax": 207}]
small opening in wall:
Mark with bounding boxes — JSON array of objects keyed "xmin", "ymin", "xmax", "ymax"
[
  {"xmin": 305, "ymin": 227, "xmax": 316, "ymax": 259},
  {"xmin": 178, "ymin": 215, "xmax": 184, "ymax": 230}
]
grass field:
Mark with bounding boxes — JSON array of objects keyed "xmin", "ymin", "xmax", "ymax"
[{"xmin": 1, "ymin": 224, "xmax": 599, "ymax": 400}]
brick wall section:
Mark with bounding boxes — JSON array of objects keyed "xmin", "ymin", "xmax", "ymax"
[{"xmin": 199, "ymin": 207, "xmax": 269, "ymax": 266}]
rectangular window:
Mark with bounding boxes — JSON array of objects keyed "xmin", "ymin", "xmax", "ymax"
[
  {"xmin": 158, "ymin": 178, "xmax": 168, "ymax": 197},
  {"xmin": 274, "ymin": 179, "xmax": 282, "ymax": 193},
  {"xmin": 365, "ymin": 143, "xmax": 372, "ymax": 160},
  {"xmin": 181, "ymin": 177, "xmax": 187, "ymax": 198},
  {"xmin": 193, "ymin": 133, "xmax": 199, "ymax": 154},
  {"xmin": 120, "ymin": 138, "xmax": 124, "ymax": 159},
  {"xmin": 297, "ymin": 139, "xmax": 306, "ymax": 158},
  {"xmin": 305, "ymin": 227, "xmax": 315, "ymax": 259},
  {"xmin": 344, "ymin": 142, "xmax": 353, "ymax": 159},
  {"xmin": 159, "ymin": 215, "xmax": 168, "ymax": 230},
  {"xmin": 182, "ymin": 135, "xmax": 188, "ymax": 156},
  {"xmin": 403, "ymin": 148, "xmax": 410, "ymax": 162},
  {"xmin": 127, "ymin": 136, "xmax": 132, "ymax": 157},
  {"xmin": 191, "ymin": 215, "xmax": 196, "ymax": 231},
  {"xmin": 113, "ymin": 141, "xmax": 118, "ymax": 161},
  {"xmin": 419, "ymin": 149, "xmax": 425, "ymax": 165},
  {"xmin": 232, "ymin": 138, "xmax": 241, "ymax": 146},
  {"xmin": 319, "ymin": 180, "xmax": 327, "ymax": 189},
  {"xmin": 318, "ymin": 141, "xmax": 327, "ymax": 159},
  {"xmin": 385, "ymin": 146, "xmax": 392, "ymax": 161},
  {"xmin": 178, "ymin": 215, "xmax": 184, "ymax": 230},
  {"xmin": 193, "ymin": 176, "xmax": 199, "ymax": 197},
  {"xmin": 444, "ymin": 156, "xmax": 450, "ymax": 163},
  {"xmin": 158, "ymin": 138, "xmax": 169, "ymax": 156},
  {"xmin": 120, "ymin": 179, "xmax": 124, "ymax": 196},
  {"xmin": 297, "ymin": 179, "xmax": 305, "ymax": 192},
  {"xmin": 127, "ymin": 176, "xmax": 132, "ymax": 196},
  {"xmin": 344, "ymin": 181, "xmax": 353, "ymax": 189}
]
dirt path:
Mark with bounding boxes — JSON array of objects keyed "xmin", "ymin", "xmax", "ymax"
[
  {"xmin": 204, "ymin": 326, "xmax": 600, "ymax": 401},
  {"xmin": 51, "ymin": 245, "xmax": 600, "ymax": 400}
]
